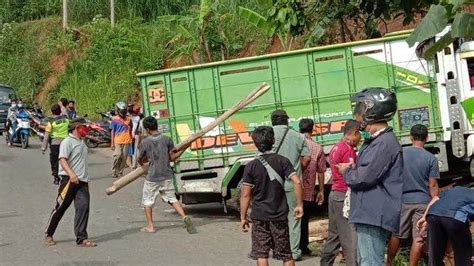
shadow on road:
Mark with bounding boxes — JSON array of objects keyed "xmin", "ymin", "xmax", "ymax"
[
  {"xmin": 0, "ymin": 210, "xmax": 19, "ymax": 219},
  {"xmin": 57, "ymin": 261, "xmax": 118, "ymax": 266}
]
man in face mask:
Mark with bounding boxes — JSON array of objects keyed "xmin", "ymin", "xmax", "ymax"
[
  {"xmin": 5, "ymin": 99, "xmax": 17, "ymax": 145},
  {"xmin": 338, "ymin": 88, "xmax": 403, "ymax": 265},
  {"xmin": 45, "ymin": 118, "xmax": 97, "ymax": 247}
]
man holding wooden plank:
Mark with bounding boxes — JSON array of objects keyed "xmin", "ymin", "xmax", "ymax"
[{"xmin": 137, "ymin": 116, "xmax": 195, "ymax": 234}]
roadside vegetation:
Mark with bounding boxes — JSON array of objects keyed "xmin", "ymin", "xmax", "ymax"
[{"xmin": 0, "ymin": 0, "xmax": 443, "ymax": 116}]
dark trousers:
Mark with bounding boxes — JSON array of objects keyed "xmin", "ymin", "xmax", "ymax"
[
  {"xmin": 300, "ymin": 200, "xmax": 313, "ymax": 253},
  {"xmin": 45, "ymin": 176, "xmax": 90, "ymax": 244},
  {"xmin": 427, "ymin": 215, "xmax": 472, "ymax": 266},
  {"xmin": 49, "ymin": 145, "xmax": 60, "ymax": 182},
  {"xmin": 320, "ymin": 191, "xmax": 357, "ymax": 266}
]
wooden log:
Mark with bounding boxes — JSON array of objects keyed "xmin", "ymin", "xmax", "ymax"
[
  {"xmin": 105, "ymin": 83, "xmax": 270, "ymax": 196},
  {"xmin": 105, "ymin": 164, "xmax": 149, "ymax": 195}
]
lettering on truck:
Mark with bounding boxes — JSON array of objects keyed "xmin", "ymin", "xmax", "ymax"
[{"xmin": 189, "ymin": 119, "xmax": 349, "ymax": 151}]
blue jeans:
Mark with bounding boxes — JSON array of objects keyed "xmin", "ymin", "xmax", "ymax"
[{"xmin": 355, "ymin": 223, "xmax": 390, "ymax": 266}]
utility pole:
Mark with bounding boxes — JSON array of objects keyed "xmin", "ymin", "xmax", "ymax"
[
  {"xmin": 62, "ymin": 0, "xmax": 68, "ymax": 30},
  {"xmin": 110, "ymin": 0, "xmax": 115, "ymax": 27}
]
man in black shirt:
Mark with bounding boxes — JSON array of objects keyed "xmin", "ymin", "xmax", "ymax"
[{"xmin": 240, "ymin": 126, "xmax": 304, "ymax": 266}]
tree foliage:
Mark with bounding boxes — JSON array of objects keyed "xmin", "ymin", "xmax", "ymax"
[{"xmin": 407, "ymin": 0, "xmax": 474, "ymax": 58}]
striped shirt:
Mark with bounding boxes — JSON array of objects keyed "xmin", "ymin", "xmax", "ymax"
[{"xmin": 302, "ymin": 136, "xmax": 326, "ymax": 201}]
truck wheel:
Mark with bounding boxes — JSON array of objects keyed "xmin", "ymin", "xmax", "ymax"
[
  {"xmin": 236, "ymin": 179, "xmax": 252, "ymax": 216},
  {"xmin": 470, "ymin": 157, "xmax": 474, "ymax": 179}
]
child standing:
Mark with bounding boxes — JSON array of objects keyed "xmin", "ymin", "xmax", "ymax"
[
  {"xmin": 240, "ymin": 126, "xmax": 304, "ymax": 266},
  {"xmin": 138, "ymin": 116, "xmax": 194, "ymax": 234}
]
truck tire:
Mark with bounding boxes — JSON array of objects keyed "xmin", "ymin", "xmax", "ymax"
[
  {"xmin": 236, "ymin": 179, "xmax": 252, "ymax": 217},
  {"xmin": 470, "ymin": 157, "xmax": 474, "ymax": 179}
]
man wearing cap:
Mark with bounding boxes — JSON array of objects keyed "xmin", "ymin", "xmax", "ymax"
[
  {"xmin": 271, "ymin": 109, "xmax": 311, "ymax": 260},
  {"xmin": 44, "ymin": 118, "xmax": 97, "ymax": 247}
]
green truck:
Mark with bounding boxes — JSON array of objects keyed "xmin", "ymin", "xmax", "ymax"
[{"xmin": 137, "ymin": 30, "xmax": 474, "ymax": 210}]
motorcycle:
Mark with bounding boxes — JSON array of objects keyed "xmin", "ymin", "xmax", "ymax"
[
  {"xmin": 84, "ymin": 118, "xmax": 111, "ymax": 148},
  {"xmin": 6, "ymin": 111, "xmax": 30, "ymax": 149},
  {"xmin": 26, "ymin": 106, "xmax": 48, "ymax": 141}
]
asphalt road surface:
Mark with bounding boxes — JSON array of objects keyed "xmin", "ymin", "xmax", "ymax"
[{"xmin": 0, "ymin": 139, "xmax": 321, "ymax": 265}]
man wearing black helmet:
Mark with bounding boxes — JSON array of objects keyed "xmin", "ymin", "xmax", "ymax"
[{"xmin": 338, "ymin": 88, "xmax": 403, "ymax": 265}]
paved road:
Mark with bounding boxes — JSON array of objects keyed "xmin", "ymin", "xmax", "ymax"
[{"xmin": 0, "ymin": 139, "xmax": 321, "ymax": 265}]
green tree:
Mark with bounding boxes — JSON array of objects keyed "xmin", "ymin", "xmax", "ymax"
[
  {"xmin": 238, "ymin": 0, "xmax": 307, "ymax": 51},
  {"xmin": 304, "ymin": 0, "xmax": 438, "ymax": 47},
  {"xmin": 406, "ymin": 0, "xmax": 474, "ymax": 58}
]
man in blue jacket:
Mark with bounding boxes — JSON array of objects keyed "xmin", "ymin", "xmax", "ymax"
[{"xmin": 338, "ymin": 88, "xmax": 403, "ymax": 265}]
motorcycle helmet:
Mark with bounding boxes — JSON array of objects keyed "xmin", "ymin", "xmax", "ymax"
[
  {"xmin": 115, "ymin": 101, "xmax": 127, "ymax": 118},
  {"xmin": 351, "ymin": 87, "xmax": 397, "ymax": 130}
]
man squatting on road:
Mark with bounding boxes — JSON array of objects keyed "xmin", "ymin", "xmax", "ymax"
[
  {"xmin": 44, "ymin": 118, "xmax": 97, "ymax": 247},
  {"xmin": 240, "ymin": 126, "xmax": 304, "ymax": 266}
]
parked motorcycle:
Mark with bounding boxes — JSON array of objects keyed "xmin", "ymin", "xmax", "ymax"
[
  {"xmin": 6, "ymin": 111, "xmax": 30, "ymax": 149},
  {"xmin": 84, "ymin": 118, "xmax": 111, "ymax": 148},
  {"xmin": 26, "ymin": 106, "xmax": 48, "ymax": 141}
]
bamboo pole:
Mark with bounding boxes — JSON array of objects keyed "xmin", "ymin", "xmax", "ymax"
[{"xmin": 105, "ymin": 83, "xmax": 271, "ymax": 196}]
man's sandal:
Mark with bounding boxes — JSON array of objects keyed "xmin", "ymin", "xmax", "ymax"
[
  {"xmin": 77, "ymin": 240, "xmax": 97, "ymax": 247},
  {"xmin": 45, "ymin": 236, "xmax": 56, "ymax": 246}
]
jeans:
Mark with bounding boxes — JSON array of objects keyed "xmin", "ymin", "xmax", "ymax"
[{"xmin": 355, "ymin": 223, "xmax": 390, "ymax": 266}]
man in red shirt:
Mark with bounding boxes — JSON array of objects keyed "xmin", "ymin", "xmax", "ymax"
[
  {"xmin": 321, "ymin": 119, "xmax": 361, "ymax": 266},
  {"xmin": 298, "ymin": 118, "xmax": 326, "ymax": 255}
]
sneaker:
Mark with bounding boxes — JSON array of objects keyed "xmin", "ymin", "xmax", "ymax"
[{"xmin": 183, "ymin": 216, "xmax": 195, "ymax": 234}]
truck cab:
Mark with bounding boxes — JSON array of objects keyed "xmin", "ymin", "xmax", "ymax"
[{"xmin": 0, "ymin": 84, "xmax": 15, "ymax": 135}]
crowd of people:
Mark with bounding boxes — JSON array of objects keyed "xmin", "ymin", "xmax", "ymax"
[
  {"xmin": 33, "ymin": 88, "xmax": 473, "ymax": 265},
  {"xmin": 42, "ymin": 98, "xmax": 195, "ymax": 249},
  {"xmin": 240, "ymin": 88, "xmax": 473, "ymax": 266}
]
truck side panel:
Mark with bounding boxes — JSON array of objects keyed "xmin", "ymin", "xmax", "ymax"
[{"xmin": 141, "ymin": 37, "xmax": 441, "ymax": 174}]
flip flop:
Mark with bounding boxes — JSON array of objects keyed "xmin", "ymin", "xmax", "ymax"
[
  {"xmin": 77, "ymin": 240, "xmax": 97, "ymax": 247},
  {"xmin": 183, "ymin": 217, "xmax": 196, "ymax": 234},
  {"xmin": 140, "ymin": 227, "xmax": 156, "ymax": 233},
  {"xmin": 45, "ymin": 237, "xmax": 56, "ymax": 246}
]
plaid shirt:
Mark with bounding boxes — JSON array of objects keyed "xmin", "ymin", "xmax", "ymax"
[{"xmin": 302, "ymin": 136, "xmax": 326, "ymax": 201}]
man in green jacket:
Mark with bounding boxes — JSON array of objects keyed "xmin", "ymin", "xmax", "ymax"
[{"xmin": 42, "ymin": 104, "xmax": 69, "ymax": 185}]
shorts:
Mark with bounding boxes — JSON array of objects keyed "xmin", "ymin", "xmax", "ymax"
[
  {"xmin": 141, "ymin": 179, "xmax": 178, "ymax": 208},
  {"xmin": 250, "ymin": 219, "xmax": 292, "ymax": 262},
  {"xmin": 396, "ymin": 203, "xmax": 426, "ymax": 239}
]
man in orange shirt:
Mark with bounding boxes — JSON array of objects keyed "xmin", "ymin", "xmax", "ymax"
[{"xmin": 110, "ymin": 101, "xmax": 132, "ymax": 177}]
